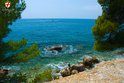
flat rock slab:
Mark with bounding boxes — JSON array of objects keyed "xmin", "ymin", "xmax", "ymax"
[{"xmin": 48, "ymin": 59, "xmax": 124, "ymax": 83}]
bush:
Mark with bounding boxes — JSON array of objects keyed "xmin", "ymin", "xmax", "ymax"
[{"xmin": 33, "ymin": 68, "xmax": 52, "ymax": 83}]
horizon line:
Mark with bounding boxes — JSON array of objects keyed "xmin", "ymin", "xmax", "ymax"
[{"xmin": 21, "ymin": 18, "xmax": 96, "ymax": 20}]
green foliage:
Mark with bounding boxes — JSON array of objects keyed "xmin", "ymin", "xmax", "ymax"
[
  {"xmin": 94, "ymin": 40, "xmax": 124, "ymax": 51},
  {"xmin": 0, "ymin": 0, "xmax": 26, "ymax": 40},
  {"xmin": 92, "ymin": 0, "xmax": 124, "ymax": 50},
  {"xmin": 107, "ymin": 0, "xmax": 124, "ymax": 23},
  {"xmin": 92, "ymin": 13, "xmax": 119, "ymax": 40},
  {"xmin": 0, "ymin": 0, "xmax": 41, "ymax": 63},
  {"xmin": 33, "ymin": 68, "xmax": 53, "ymax": 82},
  {"xmin": 6, "ymin": 43, "xmax": 40, "ymax": 63},
  {"xmin": 9, "ymin": 72, "xmax": 27, "ymax": 83},
  {"xmin": 0, "ymin": 70, "xmax": 28, "ymax": 82},
  {"xmin": 7, "ymin": 38, "xmax": 27, "ymax": 51},
  {"xmin": 4, "ymin": 68, "xmax": 53, "ymax": 83},
  {"xmin": 98, "ymin": 0, "xmax": 105, "ymax": 4},
  {"xmin": 94, "ymin": 41, "xmax": 117, "ymax": 51}
]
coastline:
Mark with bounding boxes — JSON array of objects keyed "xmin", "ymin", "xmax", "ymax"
[{"xmin": 49, "ymin": 59, "xmax": 124, "ymax": 83}]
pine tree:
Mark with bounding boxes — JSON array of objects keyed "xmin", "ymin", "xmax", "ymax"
[
  {"xmin": 0, "ymin": 0, "xmax": 40, "ymax": 63},
  {"xmin": 92, "ymin": 0, "xmax": 124, "ymax": 51}
]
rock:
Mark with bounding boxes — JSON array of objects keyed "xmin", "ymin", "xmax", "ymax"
[
  {"xmin": 83, "ymin": 56, "xmax": 100, "ymax": 68},
  {"xmin": 50, "ymin": 59, "xmax": 124, "ymax": 83},
  {"xmin": 83, "ymin": 56, "xmax": 94, "ymax": 68},
  {"xmin": 116, "ymin": 51, "xmax": 124, "ymax": 55},
  {"xmin": 0, "ymin": 69, "xmax": 9, "ymax": 76},
  {"xmin": 71, "ymin": 64, "xmax": 85, "ymax": 72},
  {"xmin": 47, "ymin": 45, "xmax": 64, "ymax": 52},
  {"xmin": 71, "ymin": 70, "xmax": 78, "ymax": 75},
  {"xmin": 92, "ymin": 56, "xmax": 100, "ymax": 64},
  {"xmin": 60, "ymin": 63, "xmax": 84, "ymax": 77},
  {"xmin": 55, "ymin": 69, "xmax": 60, "ymax": 73},
  {"xmin": 52, "ymin": 73, "xmax": 62, "ymax": 80},
  {"xmin": 60, "ymin": 67, "xmax": 71, "ymax": 77}
]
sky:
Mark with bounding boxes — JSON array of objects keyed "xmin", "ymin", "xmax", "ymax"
[{"xmin": 22, "ymin": 0, "xmax": 102, "ymax": 19}]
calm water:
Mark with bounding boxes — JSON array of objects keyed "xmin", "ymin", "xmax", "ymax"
[
  {"xmin": 5, "ymin": 19, "xmax": 94, "ymax": 45},
  {"xmin": 5, "ymin": 19, "xmax": 95, "ymax": 57},
  {"xmin": 3, "ymin": 19, "xmax": 124, "ymax": 72}
]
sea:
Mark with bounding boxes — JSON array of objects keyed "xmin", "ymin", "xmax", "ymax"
[{"xmin": 2, "ymin": 19, "xmax": 124, "ymax": 80}]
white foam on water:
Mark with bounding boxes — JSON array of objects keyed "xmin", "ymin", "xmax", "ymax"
[{"xmin": 41, "ymin": 45, "xmax": 78, "ymax": 57}]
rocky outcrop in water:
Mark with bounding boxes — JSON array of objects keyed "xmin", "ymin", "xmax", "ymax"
[
  {"xmin": 47, "ymin": 45, "xmax": 64, "ymax": 52},
  {"xmin": 42, "ymin": 45, "xmax": 78, "ymax": 57}
]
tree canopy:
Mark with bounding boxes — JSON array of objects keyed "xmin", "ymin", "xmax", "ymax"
[
  {"xmin": 92, "ymin": 0, "xmax": 124, "ymax": 51},
  {"xmin": 0, "ymin": 0, "xmax": 40, "ymax": 63}
]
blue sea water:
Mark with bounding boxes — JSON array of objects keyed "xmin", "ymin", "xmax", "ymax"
[
  {"xmin": 5, "ymin": 19, "xmax": 94, "ymax": 46},
  {"xmin": 4, "ymin": 19, "xmax": 123, "ymax": 59},
  {"xmin": 5, "ymin": 19, "xmax": 96, "ymax": 57},
  {"xmin": 3, "ymin": 19, "xmax": 124, "ymax": 74}
]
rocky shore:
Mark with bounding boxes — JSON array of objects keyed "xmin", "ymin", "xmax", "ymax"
[
  {"xmin": 49, "ymin": 59, "xmax": 124, "ymax": 83},
  {"xmin": 59, "ymin": 56, "xmax": 100, "ymax": 78},
  {"xmin": 1, "ymin": 50, "xmax": 124, "ymax": 82}
]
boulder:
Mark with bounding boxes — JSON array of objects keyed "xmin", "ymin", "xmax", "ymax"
[
  {"xmin": 83, "ymin": 56, "xmax": 94, "ymax": 68},
  {"xmin": 71, "ymin": 64, "xmax": 85, "ymax": 72},
  {"xmin": 47, "ymin": 45, "xmax": 64, "ymax": 52},
  {"xmin": 58, "ymin": 57, "xmax": 100, "ymax": 77},
  {"xmin": 92, "ymin": 56, "xmax": 100, "ymax": 64},
  {"xmin": 116, "ymin": 51, "xmax": 124, "ymax": 55},
  {"xmin": 60, "ymin": 67, "xmax": 71, "ymax": 77},
  {"xmin": 83, "ymin": 56, "xmax": 100, "ymax": 68},
  {"xmin": 0, "ymin": 69, "xmax": 9, "ymax": 76},
  {"xmin": 71, "ymin": 70, "xmax": 78, "ymax": 75}
]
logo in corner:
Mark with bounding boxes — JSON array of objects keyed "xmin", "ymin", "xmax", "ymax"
[{"xmin": 5, "ymin": 1, "xmax": 11, "ymax": 8}]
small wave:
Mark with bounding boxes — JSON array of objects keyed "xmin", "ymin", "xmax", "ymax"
[{"xmin": 40, "ymin": 45, "xmax": 78, "ymax": 57}]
